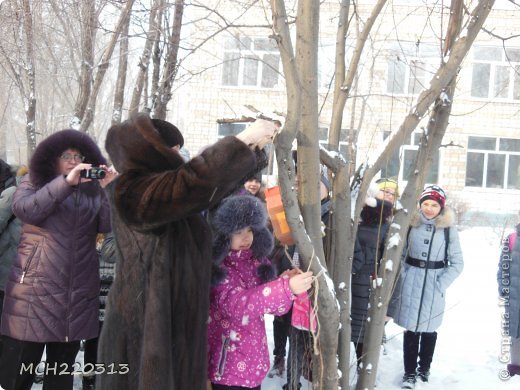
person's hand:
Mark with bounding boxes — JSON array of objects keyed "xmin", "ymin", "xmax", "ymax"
[
  {"xmin": 65, "ymin": 163, "xmax": 93, "ymax": 186},
  {"xmin": 99, "ymin": 166, "xmax": 118, "ymax": 189},
  {"xmin": 235, "ymin": 119, "xmax": 279, "ymax": 150},
  {"xmin": 289, "ymin": 271, "xmax": 314, "ymax": 295}
]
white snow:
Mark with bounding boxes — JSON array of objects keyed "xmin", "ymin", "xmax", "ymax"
[
  {"xmin": 31, "ymin": 226, "xmax": 520, "ymax": 389},
  {"xmin": 261, "ymin": 226, "xmax": 520, "ymax": 389}
]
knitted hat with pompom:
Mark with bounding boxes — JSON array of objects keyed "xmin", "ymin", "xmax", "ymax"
[{"xmin": 419, "ymin": 184, "xmax": 447, "ymax": 209}]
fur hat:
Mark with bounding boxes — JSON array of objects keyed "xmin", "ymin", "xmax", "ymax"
[
  {"xmin": 376, "ymin": 178, "xmax": 399, "ymax": 198},
  {"xmin": 212, "ymin": 194, "xmax": 274, "ymax": 284},
  {"xmin": 419, "ymin": 184, "xmax": 447, "ymax": 208},
  {"xmin": 151, "ymin": 118, "xmax": 184, "ymax": 148},
  {"xmin": 105, "ymin": 113, "xmax": 185, "ymax": 173}
]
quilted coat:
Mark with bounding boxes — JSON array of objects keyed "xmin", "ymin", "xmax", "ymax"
[
  {"xmin": 97, "ymin": 113, "xmax": 264, "ymax": 390},
  {"xmin": 0, "ymin": 129, "xmax": 110, "ymax": 342},
  {"xmin": 0, "ymin": 186, "xmax": 22, "ymax": 292},
  {"xmin": 498, "ymin": 224, "xmax": 520, "ymax": 338},
  {"xmin": 351, "ymin": 199, "xmax": 392, "ymax": 344},
  {"xmin": 208, "ymin": 249, "xmax": 294, "ymax": 387},
  {"xmin": 390, "ymin": 206, "xmax": 463, "ymax": 332}
]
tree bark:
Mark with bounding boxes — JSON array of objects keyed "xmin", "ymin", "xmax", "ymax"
[
  {"xmin": 112, "ymin": 9, "xmax": 131, "ymax": 125},
  {"xmin": 22, "ymin": 0, "xmax": 37, "ymax": 155},
  {"xmin": 80, "ymin": 0, "xmax": 135, "ymax": 133},
  {"xmin": 73, "ymin": 0, "xmax": 96, "ymax": 128},
  {"xmin": 129, "ymin": 0, "xmax": 164, "ymax": 115},
  {"xmin": 153, "ymin": 0, "xmax": 184, "ymax": 120}
]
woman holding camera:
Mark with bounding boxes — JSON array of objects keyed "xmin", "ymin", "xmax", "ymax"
[{"xmin": 0, "ymin": 129, "xmax": 116, "ymax": 390}]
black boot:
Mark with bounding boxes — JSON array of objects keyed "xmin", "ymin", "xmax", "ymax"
[
  {"xmin": 417, "ymin": 331, "xmax": 437, "ymax": 382},
  {"xmin": 403, "ymin": 331, "xmax": 420, "ymax": 377},
  {"xmin": 355, "ymin": 342, "xmax": 364, "ymax": 371},
  {"xmin": 82, "ymin": 375, "xmax": 96, "ymax": 390}
]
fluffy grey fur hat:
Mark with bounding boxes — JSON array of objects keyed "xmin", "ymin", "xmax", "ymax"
[{"xmin": 212, "ymin": 194, "xmax": 274, "ymax": 284}]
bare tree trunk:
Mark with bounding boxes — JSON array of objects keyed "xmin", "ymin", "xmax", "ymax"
[
  {"xmin": 153, "ymin": 0, "xmax": 184, "ymax": 120},
  {"xmin": 272, "ymin": 2, "xmax": 340, "ymax": 386},
  {"xmin": 148, "ymin": 2, "xmax": 165, "ymax": 114},
  {"xmin": 21, "ymin": 0, "xmax": 37, "ymax": 155},
  {"xmin": 320, "ymin": 147, "xmax": 352, "ymax": 390},
  {"xmin": 112, "ymin": 11, "xmax": 131, "ymax": 125},
  {"xmin": 328, "ymin": 0, "xmax": 387, "ymax": 149},
  {"xmin": 355, "ymin": 1, "xmax": 495, "ymax": 389},
  {"xmin": 293, "ymin": 1, "xmax": 340, "ymax": 388},
  {"xmin": 129, "ymin": 0, "xmax": 164, "ymax": 115},
  {"xmin": 80, "ymin": 0, "xmax": 135, "ymax": 134},
  {"xmin": 73, "ymin": 0, "xmax": 96, "ymax": 128}
]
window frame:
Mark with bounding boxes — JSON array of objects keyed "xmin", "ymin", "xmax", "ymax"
[
  {"xmin": 381, "ymin": 130, "xmax": 441, "ymax": 184},
  {"xmin": 465, "ymin": 135, "xmax": 520, "ymax": 190},
  {"xmin": 470, "ymin": 46, "xmax": 520, "ymax": 101},
  {"xmin": 221, "ymin": 36, "xmax": 281, "ymax": 89},
  {"xmin": 386, "ymin": 41, "xmax": 441, "ymax": 96}
]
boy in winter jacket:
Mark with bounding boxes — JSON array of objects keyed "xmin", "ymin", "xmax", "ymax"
[{"xmin": 208, "ymin": 195, "xmax": 313, "ymax": 389}]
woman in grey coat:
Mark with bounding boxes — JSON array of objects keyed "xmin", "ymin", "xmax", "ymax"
[{"xmin": 390, "ymin": 185, "xmax": 463, "ymax": 389}]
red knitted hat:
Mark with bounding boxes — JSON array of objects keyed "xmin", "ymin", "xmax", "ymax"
[{"xmin": 419, "ymin": 185, "xmax": 446, "ymax": 208}]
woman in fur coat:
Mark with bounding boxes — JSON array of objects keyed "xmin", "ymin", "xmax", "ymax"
[
  {"xmin": 0, "ymin": 130, "xmax": 114, "ymax": 390},
  {"xmin": 207, "ymin": 195, "xmax": 313, "ymax": 389},
  {"xmin": 390, "ymin": 185, "xmax": 463, "ymax": 389},
  {"xmin": 98, "ymin": 114, "xmax": 277, "ymax": 390}
]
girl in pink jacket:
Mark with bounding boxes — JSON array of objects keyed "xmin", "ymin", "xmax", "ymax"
[{"xmin": 208, "ymin": 195, "xmax": 312, "ymax": 389}]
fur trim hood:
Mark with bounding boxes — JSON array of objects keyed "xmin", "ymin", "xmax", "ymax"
[
  {"xmin": 212, "ymin": 195, "xmax": 274, "ymax": 284},
  {"xmin": 105, "ymin": 113, "xmax": 185, "ymax": 173},
  {"xmin": 410, "ymin": 205, "xmax": 456, "ymax": 229},
  {"xmin": 29, "ymin": 129, "xmax": 106, "ymax": 189}
]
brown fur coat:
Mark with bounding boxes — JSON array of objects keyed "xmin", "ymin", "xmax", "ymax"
[{"xmin": 97, "ymin": 113, "xmax": 261, "ymax": 390}]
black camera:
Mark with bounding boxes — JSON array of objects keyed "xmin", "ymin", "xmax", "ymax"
[{"xmin": 80, "ymin": 167, "xmax": 106, "ymax": 179}]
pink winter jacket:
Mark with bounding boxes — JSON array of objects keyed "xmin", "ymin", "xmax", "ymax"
[{"xmin": 208, "ymin": 249, "xmax": 295, "ymax": 387}]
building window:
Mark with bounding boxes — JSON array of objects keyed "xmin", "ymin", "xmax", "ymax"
[
  {"xmin": 317, "ymin": 40, "xmax": 354, "ymax": 90},
  {"xmin": 217, "ymin": 122, "xmax": 275, "ymax": 175},
  {"xmin": 217, "ymin": 122, "xmax": 247, "ymax": 138},
  {"xmin": 386, "ymin": 42, "xmax": 440, "ymax": 95},
  {"xmin": 465, "ymin": 136, "xmax": 520, "ymax": 189},
  {"xmin": 380, "ymin": 131, "xmax": 440, "ymax": 183},
  {"xmin": 319, "ymin": 127, "xmax": 353, "ymax": 159},
  {"xmin": 221, "ymin": 36, "xmax": 280, "ymax": 88},
  {"xmin": 470, "ymin": 46, "xmax": 520, "ymax": 100}
]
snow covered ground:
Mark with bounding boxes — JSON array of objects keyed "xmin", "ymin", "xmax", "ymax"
[
  {"xmin": 32, "ymin": 226, "xmax": 519, "ymax": 389},
  {"xmin": 262, "ymin": 227, "xmax": 520, "ymax": 389}
]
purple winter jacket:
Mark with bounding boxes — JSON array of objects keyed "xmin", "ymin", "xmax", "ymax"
[
  {"xmin": 0, "ymin": 174, "xmax": 111, "ymax": 342},
  {"xmin": 208, "ymin": 249, "xmax": 295, "ymax": 388}
]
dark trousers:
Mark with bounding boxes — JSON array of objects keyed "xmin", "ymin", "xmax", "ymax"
[
  {"xmin": 84, "ymin": 322, "xmax": 103, "ymax": 367},
  {"xmin": 0, "ymin": 290, "xmax": 4, "ymax": 357},
  {"xmin": 211, "ymin": 384, "xmax": 260, "ymax": 390},
  {"xmin": 272, "ymin": 311, "xmax": 291, "ymax": 357},
  {"xmin": 403, "ymin": 330, "xmax": 437, "ymax": 375},
  {"xmin": 285, "ymin": 326, "xmax": 312, "ymax": 389},
  {"xmin": 0, "ymin": 335, "xmax": 80, "ymax": 390}
]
